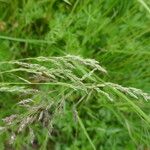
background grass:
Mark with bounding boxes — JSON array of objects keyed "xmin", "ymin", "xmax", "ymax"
[{"xmin": 0, "ymin": 0, "xmax": 150, "ymax": 149}]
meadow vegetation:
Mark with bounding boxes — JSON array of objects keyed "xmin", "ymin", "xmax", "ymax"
[{"xmin": 0, "ymin": 0, "xmax": 150, "ymax": 149}]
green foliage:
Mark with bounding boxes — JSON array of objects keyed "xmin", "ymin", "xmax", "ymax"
[{"xmin": 0, "ymin": 0, "xmax": 150, "ymax": 149}]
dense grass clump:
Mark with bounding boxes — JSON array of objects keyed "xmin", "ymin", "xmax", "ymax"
[{"xmin": 0, "ymin": 0, "xmax": 150, "ymax": 149}]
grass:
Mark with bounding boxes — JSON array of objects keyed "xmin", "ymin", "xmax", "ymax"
[{"xmin": 0, "ymin": 0, "xmax": 150, "ymax": 149}]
